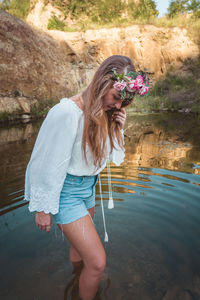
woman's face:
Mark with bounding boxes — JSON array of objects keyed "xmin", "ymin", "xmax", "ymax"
[{"xmin": 102, "ymin": 88, "xmax": 123, "ymax": 111}]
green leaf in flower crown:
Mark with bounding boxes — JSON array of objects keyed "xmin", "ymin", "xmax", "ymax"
[
  {"xmin": 120, "ymin": 89, "xmax": 126, "ymax": 99},
  {"xmin": 111, "ymin": 68, "xmax": 118, "ymax": 79},
  {"xmin": 127, "ymin": 71, "xmax": 137, "ymax": 79},
  {"xmin": 119, "ymin": 72, "xmax": 124, "ymax": 80}
]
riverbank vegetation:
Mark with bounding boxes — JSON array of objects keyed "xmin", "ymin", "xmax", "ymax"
[
  {"xmin": 30, "ymin": 98, "xmax": 56, "ymax": 116},
  {"xmin": 131, "ymin": 57, "xmax": 200, "ymax": 113}
]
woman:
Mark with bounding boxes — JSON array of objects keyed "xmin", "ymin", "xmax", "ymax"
[{"xmin": 24, "ymin": 55, "xmax": 149, "ymax": 300}]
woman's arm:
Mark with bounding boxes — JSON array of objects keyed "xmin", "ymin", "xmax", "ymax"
[
  {"xmin": 35, "ymin": 211, "xmax": 52, "ymax": 232},
  {"xmin": 24, "ymin": 100, "xmax": 80, "ymax": 231}
]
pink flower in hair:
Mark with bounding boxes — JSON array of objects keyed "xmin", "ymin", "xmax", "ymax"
[
  {"xmin": 139, "ymin": 85, "xmax": 149, "ymax": 96},
  {"xmin": 113, "ymin": 81, "xmax": 127, "ymax": 91},
  {"xmin": 136, "ymin": 75, "xmax": 144, "ymax": 86},
  {"xmin": 127, "ymin": 79, "xmax": 138, "ymax": 92}
]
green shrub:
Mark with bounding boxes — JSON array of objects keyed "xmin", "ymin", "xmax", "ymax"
[
  {"xmin": 1, "ymin": 0, "xmax": 30, "ymax": 19},
  {"xmin": 30, "ymin": 99, "xmax": 56, "ymax": 116},
  {"xmin": 128, "ymin": 0, "xmax": 158, "ymax": 21},
  {"xmin": 48, "ymin": 0, "xmax": 158, "ymax": 25},
  {"xmin": 167, "ymin": 0, "xmax": 200, "ymax": 19},
  {"xmin": 0, "ymin": 111, "xmax": 10, "ymax": 122},
  {"xmin": 47, "ymin": 15, "xmax": 66, "ymax": 31}
]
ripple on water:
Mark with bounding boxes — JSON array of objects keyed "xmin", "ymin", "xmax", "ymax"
[{"xmin": 1, "ymin": 113, "xmax": 200, "ymax": 299}]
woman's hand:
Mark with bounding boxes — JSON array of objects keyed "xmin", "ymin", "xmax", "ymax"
[
  {"xmin": 113, "ymin": 108, "xmax": 126, "ymax": 129},
  {"xmin": 35, "ymin": 211, "xmax": 52, "ymax": 232}
]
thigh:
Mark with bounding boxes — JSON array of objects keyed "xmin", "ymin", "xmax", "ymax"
[
  {"xmin": 61, "ymin": 215, "xmax": 105, "ymax": 265},
  {"xmin": 88, "ymin": 206, "xmax": 95, "ymax": 219}
]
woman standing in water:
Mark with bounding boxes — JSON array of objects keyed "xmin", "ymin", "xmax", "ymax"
[{"xmin": 24, "ymin": 55, "xmax": 149, "ymax": 300}]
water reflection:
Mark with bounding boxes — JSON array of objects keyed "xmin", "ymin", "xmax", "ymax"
[
  {"xmin": 0, "ymin": 113, "xmax": 200, "ymax": 300},
  {"xmin": 125, "ymin": 113, "xmax": 200, "ymax": 174}
]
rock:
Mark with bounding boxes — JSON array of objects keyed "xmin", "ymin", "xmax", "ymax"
[
  {"xmin": 17, "ymin": 97, "xmax": 30, "ymax": 113},
  {"xmin": 26, "ymin": 0, "xmax": 71, "ymax": 30},
  {"xmin": 0, "ymin": 9, "xmax": 199, "ymax": 114},
  {"xmin": 46, "ymin": 25, "xmax": 199, "ymax": 79},
  {"xmin": 21, "ymin": 114, "xmax": 31, "ymax": 119},
  {"xmin": 0, "ymin": 97, "xmax": 21, "ymax": 113},
  {"xmin": 0, "ymin": 10, "xmax": 90, "ymax": 112},
  {"xmin": 184, "ymin": 108, "xmax": 191, "ymax": 113}
]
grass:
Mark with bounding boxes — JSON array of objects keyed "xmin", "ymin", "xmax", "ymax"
[
  {"xmin": 128, "ymin": 59, "xmax": 200, "ymax": 113},
  {"xmin": 30, "ymin": 98, "xmax": 57, "ymax": 116},
  {"xmin": 2, "ymin": 0, "xmax": 30, "ymax": 19},
  {"xmin": 47, "ymin": 15, "xmax": 66, "ymax": 31},
  {"xmin": 154, "ymin": 14, "xmax": 200, "ymax": 46},
  {"xmin": 0, "ymin": 108, "xmax": 25, "ymax": 124},
  {"xmin": 0, "ymin": 111, "xmax": 12, "ymax": 122},
  {"xmin": 45, "ymin": 11, "xmax": 200, "ymax": 46},
  {"xmin": 0, "ymin": 99, "xmax": 59, "ymax": 124},
  {"xmin": 45, "ymin": 13, "xmax": 200, "ymax": 46},
  {"xmin": 46, "ymin": 15, "xmax": 157, "ymax": 32}
]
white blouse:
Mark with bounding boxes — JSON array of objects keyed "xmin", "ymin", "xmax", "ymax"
[{"xmin": 24, "ymin": 98, "xmax": 125, "ymax": 214}]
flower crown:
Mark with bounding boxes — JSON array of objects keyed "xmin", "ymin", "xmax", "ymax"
[{"xmin": 110, "ymin": 68, "xmax": 149, "ymax": 104}]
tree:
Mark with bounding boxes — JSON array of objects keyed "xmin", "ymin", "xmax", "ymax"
[
  {"xmin": 129, "ymin": 0, "xmax": 158, "ymax": 20},
  {"xmin": 168, "ymin": 0, "xmax": 200, "ymax": 18},
  {"xmin": 188, "ymin": 0, "xmax": 200, "ymax": 17}
]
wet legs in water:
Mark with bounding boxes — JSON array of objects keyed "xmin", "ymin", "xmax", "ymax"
[
  {"xmin": 58, "ymin": 207, "xmax": 106, "ymax": 300},
  {"xmin": 69, "ymin": 207, "xmax": 95, "ymax": 265}
]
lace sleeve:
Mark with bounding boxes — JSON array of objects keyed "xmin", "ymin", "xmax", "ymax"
[{"xmin": 24, "ymin": 100, "xmax": 80, "ymax": 214}]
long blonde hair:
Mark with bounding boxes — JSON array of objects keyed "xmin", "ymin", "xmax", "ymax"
[{"xmin": 82, "ymin": 55, "xmax": 136, "ymax": 169}]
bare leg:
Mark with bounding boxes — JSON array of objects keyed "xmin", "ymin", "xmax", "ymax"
[
  {"xmin": 60, "ymin": 213, "xmax": 106, "ymax": 300},
  {"xmin": 69, "ymin": 207, "xmax": 95, "ymax": 264}
]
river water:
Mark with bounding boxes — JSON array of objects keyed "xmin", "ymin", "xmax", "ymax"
[{"xmin": 0, "ymin": 112, "xmax": 200, "ymax": 300}]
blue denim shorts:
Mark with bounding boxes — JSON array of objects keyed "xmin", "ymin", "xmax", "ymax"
[{"xmin": 54, "ymin": 173, "xmax": 99, "ymax": 224}]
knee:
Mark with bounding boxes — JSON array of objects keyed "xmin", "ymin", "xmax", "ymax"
[
  {"xmin": 95, "ymin": 256, "xmax": 106, "ymax": 274},
  {"xmin": 88, "ymin": 254, "xmax": 106, "ymax": 276}
]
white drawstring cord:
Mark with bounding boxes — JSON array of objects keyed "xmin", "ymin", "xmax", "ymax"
[
  {"xmin": 98, "ymin": 174, "xmax": 108, "ymax": 242},
  {"xmin": 107, "ymin": 160, "xmax": 114, "ymax": 209}
]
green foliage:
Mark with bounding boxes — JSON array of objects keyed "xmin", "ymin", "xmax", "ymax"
[
  {"xmin": 130, "ymin": 95, "xmax": 170, "ymax": 111},
  {"xmin": 154, "ymin": 14, "xmax": 200, "ymax": 45},
  {"xmin": 129, "ymin": 0, "xmax": 159, "ymax": 20},
  {"xmin": 0, "ymin": 111, "xmax": 10, "ymax": 122},
  {"xmin": 47, "ymin": 15, "xmax": 66, "ymax": 30},
  {"xmin": 66, "ymin": 0, "xmax": 126, "ymax": 23},
  {"xmin": 129, "ymin": 62, "xmax": 200, "ymax": 113},
  {"xmin": 153, "ymin": 73, "xmax": 195, "ymax": 95},
  {"xmin": 92, "ymin": 0, "xmax": 126, "ymax": 23},
  {"xmin": 30, "ymin": 99, "xmax": 56, "ymax": 116},
  {"xmin": 0, "ymin": 0, "xmax": 10, "ymax": 10},
  {"xmin": 1, "ymin": 0, "xmax": 30, "ymax": 19},
  {"xmin": 68, "ymin": 0, "xmax": 93, "ymax": 17},
  {"xmin": 48, "ymin": 0, "xmax": 158, "ymax": 24},
  {"xmin": 168, "ymin": 0, "xmax": 200, "ymax": 18}
]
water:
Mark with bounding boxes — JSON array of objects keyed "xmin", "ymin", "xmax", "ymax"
[{"xmin": 0, "ymin": 113, "xmax": 200, "ymax": 300}]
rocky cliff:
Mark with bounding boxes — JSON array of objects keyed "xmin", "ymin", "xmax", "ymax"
[
  {"xmin": 0, "ymin": 9, "xmax": 199, "ymax": 115},
  {"xmin": 0, "ymin": 10, "xmax": 94, "ymax": 115}
]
